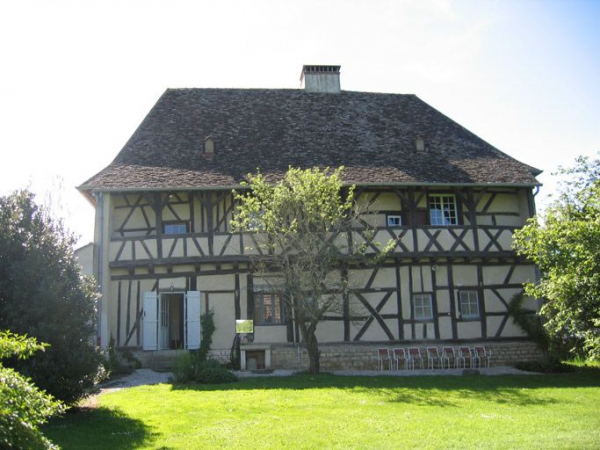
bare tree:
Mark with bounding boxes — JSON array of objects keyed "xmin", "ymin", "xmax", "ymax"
[{"xmin": 232, "ymin": 167, "xmax": 393, "ymax": 373}]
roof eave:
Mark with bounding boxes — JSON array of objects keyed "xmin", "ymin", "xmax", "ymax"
[{"xmin": 78, "ymin": 180, "xmax": 542, "ymax": 195}]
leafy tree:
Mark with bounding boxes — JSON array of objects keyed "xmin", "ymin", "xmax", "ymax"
[
  {"xmin": 0, "ymin": 331, "xmax": 65, "ymax": 450},
  {"xmin": 0, "ymin": 190, "xmax": 104, "ymax": 404},
  {"xmin": 514, "ymin": 155, "xmax": 600, "ymax": 359},
  {"xmin": 232, "ymin": 167, "xmax": 392, "ymax": 373}
]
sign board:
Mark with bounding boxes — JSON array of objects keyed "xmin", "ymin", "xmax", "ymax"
[{"xmin": 235, "ymin": 319, "xmax": 254, "ymax": 334}]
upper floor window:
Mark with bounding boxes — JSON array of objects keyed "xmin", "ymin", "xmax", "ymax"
[
  {"xmin": 429, "ymin": 194, "xmax": 458, "ymax": 226},
  {"xmin": 458, "ymin": 290, "xmax": 480, "ymax": 319},
  {"xmin": 254, "ymin": 292, "xmax": 285, "ymax": 325},
  {"xmin": 163, "ymin": 222, "xmax": 188, "ymax": 235},
  {"xmin": 412, "ymin": 293, "xmax": 433, "ymax": 320},
  {"xmin": 386, "ymin": 214, "xmax": 403, "ymax": 227}
]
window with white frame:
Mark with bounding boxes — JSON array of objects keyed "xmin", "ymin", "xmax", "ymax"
[
  {"xmin": 429, "ymin": 194, "xmax": 458, "ymax": 226},
  {"xmin": 459, "ymin": 290, "xmax": 480, "ymax": 319},
  {"xmin": 254, "ymin": 292, "xmax": 285, "ymax": 325},
  {"xmin": 386, "ymin": 214, "xmax": 402, "ymax": 227},
  {"xmin": 412, "ymin": 294, "xmax": 433, "ymax": 320}
]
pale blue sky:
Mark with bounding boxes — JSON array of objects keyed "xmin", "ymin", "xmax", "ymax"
[{"xmin": 0, "ymin": 0, "xmax": 598, "ymax": 244}]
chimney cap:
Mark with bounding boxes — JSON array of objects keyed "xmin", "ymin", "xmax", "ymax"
[{"xmin": 300, "ymin": 65, "xmax": 341, "ymax": 82}]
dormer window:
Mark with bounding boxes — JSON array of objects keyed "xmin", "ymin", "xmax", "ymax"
[
  {"xmin": 415, "ymin": 138, "xmax": 426, "ymax": 152},
  {"xmin": 204, "ymin": 136, "xmax": 215, "ymax": 154}
]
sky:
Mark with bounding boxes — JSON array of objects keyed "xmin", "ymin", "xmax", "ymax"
[{"xmin": 0, "ymin": 0, "xmax": 598, "ymax": 246}]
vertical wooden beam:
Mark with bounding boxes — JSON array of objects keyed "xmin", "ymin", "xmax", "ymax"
[
  {"xmin": 342, "ymin": 265, "xmax": 350, "ymax": 341},
  {"xmin": 409, "ymin": 188, "xmax": 418, "ymax": 256},
  {"xmin": 189, "ymin": 192, "xmax": 195, "ymax": 233},
  {"xmin": 155, "ymin": 193, "xmax": 163, "ymax": 259},
  {"xmin": 467, "ymin": 188, "xmax": 480, "ymax": 251},
  {"xmin": 431, "ymin": 267, "xmax": 440, "ymax": 339},
  {"xmin": 477, "ymin": 265, "xmax": 487, "ymax": 338},
  {"xmin": 126, "ymin": 280, "xmax": 132, "ymax": 340},
  {"xmin": 395, "ymin": 261, "xmax": 404, "ymax": 340},
  {"xmin": 447, "ymin": 263, "xmax": 458, "ymax": 339},
  {"xmin": 136, "ymin": 281, "xmax": 141, "ymax": 346},
  {"xmin": 234, "ymin": 270, "xmax": 241, "ymax": 320},
  {"xmin": 247, "ymin": 274, "xmax": 254, "ymax": 320},
  {"xmin": 116, "ymin": 280, "xmax": 122, "ymax": 346},
  {"xmin": 408, "ymin": 266, "xmax": 415, "ymax": 339},
  {"xmin": 207, "ymin": 193, "xmax": 214, "ymax": 255}
]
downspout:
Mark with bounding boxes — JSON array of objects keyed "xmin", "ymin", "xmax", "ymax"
[{"xmin": 94, "ymin": 191, "xmax": 105, "ymax": 348}]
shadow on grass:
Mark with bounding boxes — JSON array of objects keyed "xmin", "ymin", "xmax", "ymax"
[
  {"xmin": 44, "ymin": 406, "xmax": 160, "ymax": 450},
  {"xmin": 169, "ymin": 367, "xmax": 600, "ymax": 408}
]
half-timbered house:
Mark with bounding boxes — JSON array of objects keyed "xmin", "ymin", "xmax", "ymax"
[{"xmin": 79, "ymin": 65, "xmax": 543, "ymax": 369}]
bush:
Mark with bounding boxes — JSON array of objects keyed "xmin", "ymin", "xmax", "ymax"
[
  {"xmin": 195, "ymin": 359, "xmax": 238, "ymax": 384},
  {"xmin": 0, "ymin": 191, "xmax": 104, "ymax": 404},
  {"xmin": 0, "ymin": 331, "xmax": 65, "ymax": 450},
  {"xmin": 173, "ymin": 355, "xmax": 237, "ymax": 384},
  {"xmin": 173, "ymin": 352, "xmax": 196, "ymax": 383},
  {"xmin": 515, "ymin": 358, "xmax": 574, "ymax": 374}
]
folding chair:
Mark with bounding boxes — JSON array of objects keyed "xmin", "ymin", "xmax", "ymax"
[
  {"xmin": 426, "ymin": 347, "xmax": 440, "ymax": 369},
  {"xmin": 473, "ymin": 346, "xmax": 491, "ymax": 368},
  {"xmin": 377, "ymin": 348, "xmax": 392, "ymax": 371},
  {"xmin": 407, "ymin": 347, "xmax": 424, "ymax": 370},
  {"xmin": 440, "ymin": 347, "xmax": 458, "ymax": 369},
  {"xmin": 392, "ymin": 348, "xmax": 407, "ymax": 371},
  {"xmin": 457, "ymin": 346, "xmax": 473, "ymax": 369}
]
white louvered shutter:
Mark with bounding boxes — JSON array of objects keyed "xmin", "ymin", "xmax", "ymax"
[
  {"xmin": 185, "ymin": 291, "xmax": 201, "ymax": 350},
  {"xmin": 143, "ymin": 292, "xmax": 159, "ymax": 351}
]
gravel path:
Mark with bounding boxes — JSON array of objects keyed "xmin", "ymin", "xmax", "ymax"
[{"xmin": 99, "ymin": 365, "xmax": 533, "ymax": 392}]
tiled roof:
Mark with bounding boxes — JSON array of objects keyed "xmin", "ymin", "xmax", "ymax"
[{"xmin": 79, "ymin": 88, "xmax": 540, "ymax": 192}]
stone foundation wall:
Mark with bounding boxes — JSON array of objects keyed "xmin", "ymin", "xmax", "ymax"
[{"xmin": 269, "ymin": 340, "xmax": 544, "ymax": 371}]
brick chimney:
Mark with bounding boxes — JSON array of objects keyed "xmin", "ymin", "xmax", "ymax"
[{"xmin": 300, "ymin": 65, "xmax": 341, "ymax": 93}]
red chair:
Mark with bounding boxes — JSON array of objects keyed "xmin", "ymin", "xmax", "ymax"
[
  {"xmin": 473, "ymin": 346, "xmax": 492, "ymax": 368},
  {"xmin": 426, "ymin": 347, "xmax": 440, "ymax": 369},
  {"xmin": 441, "ymin": 347, "xmax": 458, "ymax": 369},
  {"xmin": 392, "ymin": 348, "xmax": 407, "ymax": 370},
  {"xmin": 377, "ymin": 348, "xmax": 392, "ymax": 371},
  {"xmin": 457, "ymin": 346, "xmax": 473, "ymax": 368},
  {"xmin": 407, "ymin": 347, "xmax": 424, "ymax": 370}
]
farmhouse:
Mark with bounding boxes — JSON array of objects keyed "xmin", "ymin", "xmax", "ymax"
[{"xmin": 79, "ymin": 65, "xmax": 543, "ymax": 369}]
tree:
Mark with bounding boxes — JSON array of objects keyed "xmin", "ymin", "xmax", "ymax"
[
  {"xmin": 513, "ymin": 154, "xmax": 600, "ymax": 360},
  {"xmin": 0, "ymin": 331, "xmax": 65, "ymax": 450},
  {"xmin": 0, "ymin": 190, "xmax": 104, "ymax": 404},
  {"xmin": 232, "ymin": 167, "xmax": 392, "ymax": 373}
]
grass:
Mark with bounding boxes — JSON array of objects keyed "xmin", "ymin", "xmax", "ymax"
[{"xmin": 44, "ymin": 370, "xmax": 600, "ymax": 449}]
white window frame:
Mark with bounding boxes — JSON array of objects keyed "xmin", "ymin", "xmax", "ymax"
[
  {"xmin": 459, "ymin": 290, "xmax": 480, "ymax": 319},
  {"xmin": 386, "ymin": 214, "xmax": 403, "ymax": 227},
  {"xmin": 413, "ymin": 294, "xmax": 433, "ymax": 320},
  {"xmin": 429, "ymin": 194, "xmax": 458, "ymax": 226}
]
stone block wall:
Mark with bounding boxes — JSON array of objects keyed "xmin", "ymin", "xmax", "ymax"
[{"xmin": 269, "ymin": 340, "xmax": 544, "ymax": 371}]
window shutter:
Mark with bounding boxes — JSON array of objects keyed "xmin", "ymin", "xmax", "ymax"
[
  {"xmin": 143, "ymin": 292, "xmax": 159, "ymax": 351},
  {"xmin": 185, "ymin": 291, "xmax": 201, "ymax": 350}
]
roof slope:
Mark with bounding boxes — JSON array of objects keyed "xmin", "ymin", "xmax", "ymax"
[{"xmin": 80, "ymin": 88, "xmax": 540, "ymax": 192}]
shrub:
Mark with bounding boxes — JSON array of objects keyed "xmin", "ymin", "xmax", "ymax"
[
  {"xmin": 0, "ymin": 191, "xmax": 104, "ymax": 404},
  {"xmin": 515, "ymin": 359, "xmax": 574, "ymax": 374},
  {"xmin": 173, "ymin": 352, "xmax": 196, "ymax": 383},
  {"xmin": 173, "ymin": 356, "xmax": 237, "ymax": 385},
  {"xmin": 195, "ymin": 359, "xmax": 238, "ymax": 384},
  {"xmin": 0, "ymin": 331, "xmax": 65, "ymax": 450}
]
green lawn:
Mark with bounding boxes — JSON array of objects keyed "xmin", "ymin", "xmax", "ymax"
[{"xmin": 45, "ymin": 370, "xmax": 600, "ymax": 449}]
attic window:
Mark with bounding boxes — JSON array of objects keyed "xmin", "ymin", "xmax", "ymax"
[
  {"xmin": 204, "ymin": 136, "xmax": 215, "ymax": 154},
  {"xmin": 415, "ymin": 138, "xmax": 426, "ymax": 152}
]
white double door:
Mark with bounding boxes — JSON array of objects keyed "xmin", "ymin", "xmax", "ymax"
[{"xmin": 142, "ymin": 291, "xmax": 201, "ymax": 351}]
